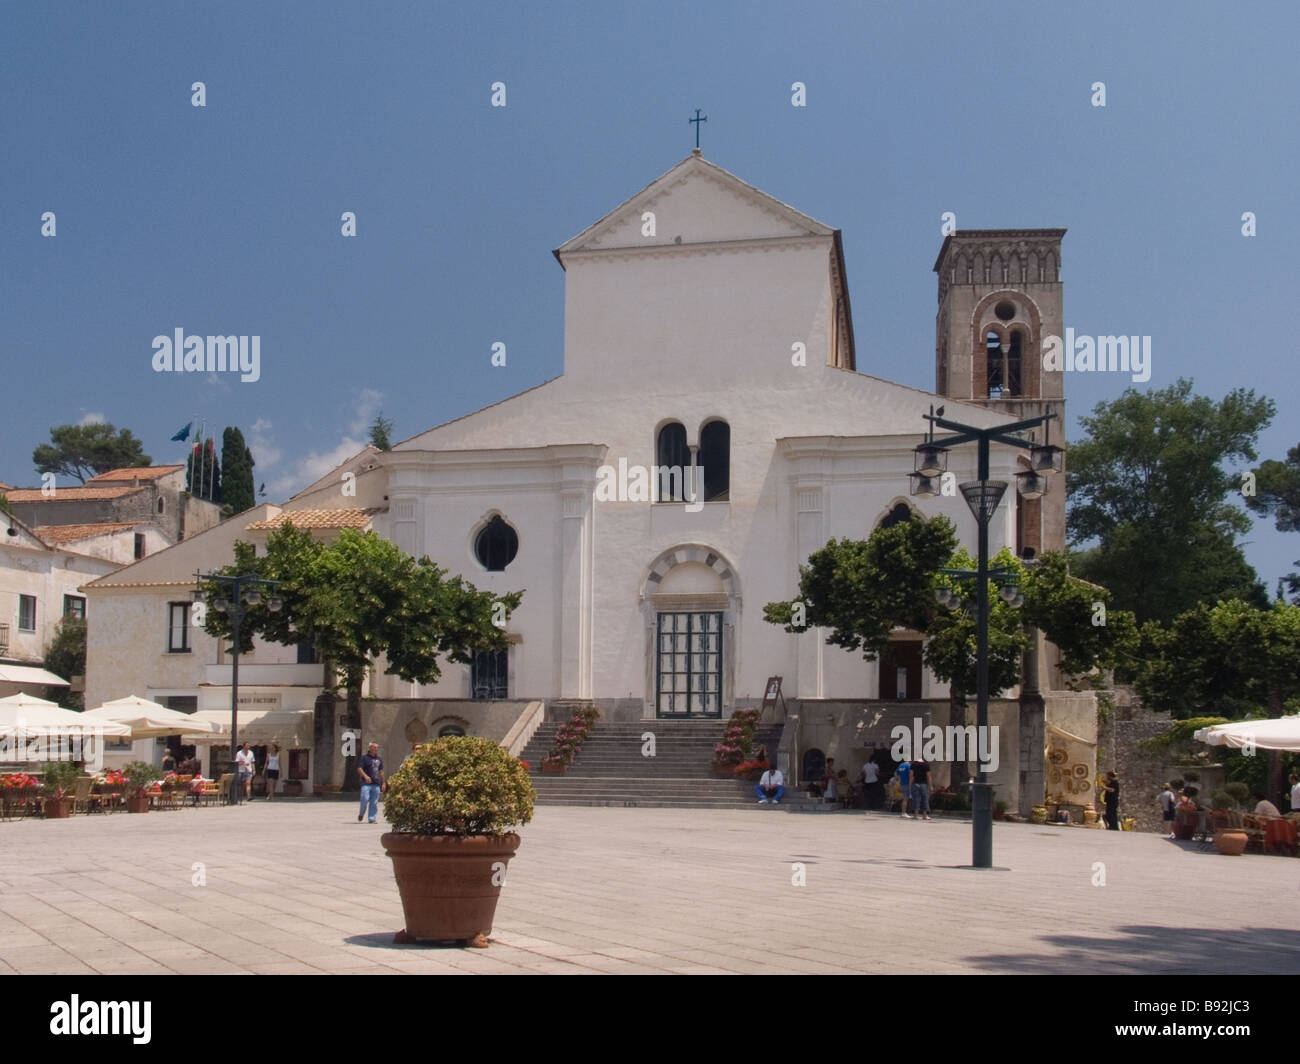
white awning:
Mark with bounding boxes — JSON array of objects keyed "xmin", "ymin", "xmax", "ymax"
[
  {"xmin": 184, "ymin": 708, "xmax": 313, "ymax": 748},
  {"xmin": 0, "ymin": 665, "xmax": 70, "ymax": 687}
]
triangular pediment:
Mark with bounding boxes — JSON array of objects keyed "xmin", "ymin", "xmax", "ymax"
[{"xmin": 556, "ymin": 153, "xmax": 834, "ymax": 261}]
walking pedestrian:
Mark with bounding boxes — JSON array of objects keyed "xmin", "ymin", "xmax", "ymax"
[
  {"xmin": 265, "ymin": 743, "xmax": 281, "ymax": 801},
  {"xmin": 235, "ymin": 742, "xmax": 255, "ymax": 801},
  {"xmin": 896, "ymin": 758, "xmax": 913, "ymax": 818},
  {"xmin": 358, "ymin": 742, "xmax": 385, "ymax": 823}
]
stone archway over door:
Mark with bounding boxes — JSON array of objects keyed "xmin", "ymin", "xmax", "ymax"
[{"xmin": 641, "ymin": 546, "xmax": 740, "ymax": 719}]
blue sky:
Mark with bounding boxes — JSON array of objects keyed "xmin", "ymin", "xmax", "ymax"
[{"xmin": 2, "ymin": 1, "xmax": 1297, "ymax": 586}]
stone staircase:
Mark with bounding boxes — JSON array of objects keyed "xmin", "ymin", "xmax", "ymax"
[{"xmin": 520, "ymin": 719, "xmax": 785, "ymax": 809}]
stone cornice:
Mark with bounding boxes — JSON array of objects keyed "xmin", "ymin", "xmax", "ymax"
[{"xmin": 562, "ymin": 233, "xmax": 829, "ymax": 267}]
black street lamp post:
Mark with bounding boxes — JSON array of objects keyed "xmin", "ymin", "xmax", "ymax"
[
  {"xmin": 195, "ymin": 572, "xmax": 282, "ymax": 805},
  {"xmin": 910, "ymin": 405, "xmax": 1061, "ymax": 868}
]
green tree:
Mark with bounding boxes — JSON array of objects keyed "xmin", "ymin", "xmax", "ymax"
[
  {"xmin": 1246, "ymin": 442, "xmax": 1300, "ymax": 600},
  {"xmin": 763, "ymin": 514, "xmax": 1137, "ymax": 704},
  {"xmin": 220, "ymin": 427, "xmax": 256, "ymax": 515},
  {"xmin": 33, "ymin": 423, "xmax": 150, "ymax": 484},
  {"xmin": 1067, "ymin": 378, "xmax": 1273, "ymax": 624},
  {"xmin": 43, "ymin": 618, "xmax": 87, "ymax": 711},
  {"xmin": 1135, "ymin": 599, "xmax": 1300, "ymax": 800},
  {"xmin": 200, "ymin": 525, "xmax": 521, "ymax": 786},
  {"xmin": 368, "ymin": 414, "xmax": 394, "ymax": 452}
]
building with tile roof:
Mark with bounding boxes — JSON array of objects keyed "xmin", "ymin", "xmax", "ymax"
[{"xmin": 6, "ymin": 465, "xmax": 219, "ymax": 544}]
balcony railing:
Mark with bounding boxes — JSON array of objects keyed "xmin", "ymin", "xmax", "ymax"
[{"xmin": 0, "ymin": 622, "xmax": 8, "ymax": 655}]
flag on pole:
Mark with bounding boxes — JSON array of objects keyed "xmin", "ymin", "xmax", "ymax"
[{"xmin": 170, "ymin": 422, "xmax": 192, "ymax": 442}]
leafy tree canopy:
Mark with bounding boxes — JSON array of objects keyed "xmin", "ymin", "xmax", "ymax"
[
  {"xmin": 1246, "ymin": 441, "xmax": 1300, "ymax": 600},
  {"xmin": 764, "ymin": 515, "xmax": 1138, "ymax": 703},
  {"xmin": 1066, "ymin": 379, "xmax": 1272, "ymax": 624},
  {"xmin": 44, "ymin": 618, "xmax": 86, "ymax": 710},
  {"xmin": 200, "ymin": 525, "xmax": 521, "ymax": 692},
  {"xmin": 33, "ymin": 423, "xmax": 150, "ymax": 484}
]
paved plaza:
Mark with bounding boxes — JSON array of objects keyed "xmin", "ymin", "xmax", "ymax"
[{"xmin": 0, "ymin": 802, "xmax": 1296, "ymax": 975}]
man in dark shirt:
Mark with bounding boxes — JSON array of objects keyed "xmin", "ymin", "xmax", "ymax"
[
  {"xmin": 358, "ymin": 743, "xmax": 385, "ymax": 823},
  {"xmin": 1103, "ymin": 771, "xmax": 1120, "ymax": 830},
  {"xmin": 911, "ymin": 757, "xmax": 933, "ymax": 820}
]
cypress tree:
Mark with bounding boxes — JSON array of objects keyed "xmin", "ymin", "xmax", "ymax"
[{"xmin": 221, "ymin": 427, "xmax": 256, "ymax": 514}]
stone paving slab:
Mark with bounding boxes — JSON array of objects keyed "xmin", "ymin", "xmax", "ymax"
[{"xmin": 0, "ymin": 801, "xmax": 1296, "ymax": 974}]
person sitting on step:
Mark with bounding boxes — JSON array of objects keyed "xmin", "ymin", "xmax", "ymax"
[{"xmin": 755, "ymin": 763, "xmax": 785, "ymax": 805}]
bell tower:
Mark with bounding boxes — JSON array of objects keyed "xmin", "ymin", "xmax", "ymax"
[{"xmin": 933, "ymin": 228, "xmax": 1067, "ymax": 557}]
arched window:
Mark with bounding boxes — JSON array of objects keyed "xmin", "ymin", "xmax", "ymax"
[
  {"xmin": 1006, "ymin": 331, "xmax": 1023, "ymax": 397},
  {"xmin": 986, "ymin": 330, "xmax": 1003, "ymax": 397},
  {"xmin": 656, "ymin": 422, "xmax": 688, "ymax": 501},
  {"xmin": 474, "ymin": 515, "xmax": 518, "ymax": 571},
  {"xmin": 699, "ymin": 420, "xmax": 730, "ymax": 502},
  {"xmin": 877, "ymin": 502, "xmax": 914, "ymax": 530}
]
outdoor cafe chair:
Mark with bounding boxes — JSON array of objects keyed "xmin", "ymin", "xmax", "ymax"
[{"xmin": 71, "ymin": 776, "xmax": 97, "ymax": 815}]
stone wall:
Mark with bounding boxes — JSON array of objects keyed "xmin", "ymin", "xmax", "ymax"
[
  {"xmin": 362, "ymin": 699, "xmax": 536, "ymax": 766},
  {"xmin": 1109, "ymin": 697, "xmax": 1224, "ymax": 834}
]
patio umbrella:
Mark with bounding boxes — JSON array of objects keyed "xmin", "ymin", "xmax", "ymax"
[
  {"xmin": 1193, "ymin": 715, "xmax": 1300, "ymax": 752},
  {"xmin": 82, "ymin": 695, "xmax": 219, "ymax": 739},
  {"xmin": 0, "ymin": 693, "xmax": 131, "ymax": 737}
]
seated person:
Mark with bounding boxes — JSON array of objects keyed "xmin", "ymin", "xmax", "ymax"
[
  {"xmin": 755, "ymin": 764, "xmax": 785, "ymax": 805},
  {"xmin": 1253, "ymin": 793, "xmax": 1282, "ymax": 818}
]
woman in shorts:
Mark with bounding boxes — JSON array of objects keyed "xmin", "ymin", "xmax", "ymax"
[{"xmin": 265, "ymin": 743, "xmax": 281, "ymax": 800}]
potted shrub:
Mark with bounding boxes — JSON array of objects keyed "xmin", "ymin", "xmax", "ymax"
[
  {"xmin": 993, "ymin": 800, "xmax": 1008, "ymax": 821},
  {"xmin": 381, "ymin": 736, "xmax": 534, "ymax": 948},
  {"xmin": 41, "ymin": 761, "xmax": 80, "ymax": 818},
  {"xmin": 123, "ymin": 761, "xmax": 161, "ymax": 813}
]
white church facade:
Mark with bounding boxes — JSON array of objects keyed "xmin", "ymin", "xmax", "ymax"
[
  {"xmin": 83, "ymin": 151, "xmax": 1098, "ymax": 809},
  {"xmin": 354, "ymin": 152, "xmax": 1091, "ymax": 745}
]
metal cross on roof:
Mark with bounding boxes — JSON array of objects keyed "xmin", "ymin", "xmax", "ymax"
[{"xmin": 689, "ymin": 108, "xmax": 707, "ymax": 150}]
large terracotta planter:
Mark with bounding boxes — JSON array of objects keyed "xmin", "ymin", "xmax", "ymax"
[
  {"xmin": 1214, "ymin": 830, "xmax": 1248, "ymax": 856},
  {"xmin": 541, "ymin": 761, "xmax": 567, "ymax": 774},
  {"xmin": 1173, "ymin": 810, "xmax": 1197, "ymax": 840},
  {"xmin": 125, "ymin": 794, "xmax": 151, "ymax": 814},
  {"xmin": 43, "ymin": 797, "xmax": 72, "ymax": 819},
  {"xmin": 382, "ymin": 832, "xmax": 521, "ymax": 945}
]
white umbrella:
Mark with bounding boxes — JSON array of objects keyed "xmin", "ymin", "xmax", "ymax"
[
  {"xmin": 0, "ymin": 693, "xmax": 131, "ymax": 736},
  {"xmin": 1194, "ymin": 715, "xmax": 1300, "ymax": 752},
  {"xmin": 83, "ymin": 695, "xmax": 219, "ymax": 739}
]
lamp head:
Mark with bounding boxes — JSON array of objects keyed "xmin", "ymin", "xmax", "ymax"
[
  {"xmin": 1016, "ymin": 470, "xmax": 1047, "ymax": 500},
  {"xmin": 910, "ymin": 472, "xmax": 939, "ymax": 499},
  {"xmin": 913, "ymin": 443, "xmax": 947, "ymax": 478}
]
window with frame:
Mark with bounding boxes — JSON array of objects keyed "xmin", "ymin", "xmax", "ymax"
[
  {"xmin": 63, "ymin": 595, "xmax": 86, "ymax": 620},
  {"xmin": 18, "ymin": 595, "xmax": 36, "ymax": 631},
  {"xmin": 134, "ymin": 533, "xmax": 146, "ymax": 560},
  {"xmin": 167, "ymin": 602, "xmax": 191, "ymax": 652},
  {"xmin": 656, "ymin": 611, "xmax": 723, "ymax": 718},
  {"xmin": 655, "ymin": 422, "xmax": 689, "ymax": 501},
  {"xmin": 699, "ymin": 420, "xmax": 730, "ymax": 502},
  {"xmin": 471, "ymin": 649, "xmax": 508, "ymax": 700},
  {"xmin": 474, "ymin": 516, "xmax": 518, "ymax": 571}
]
